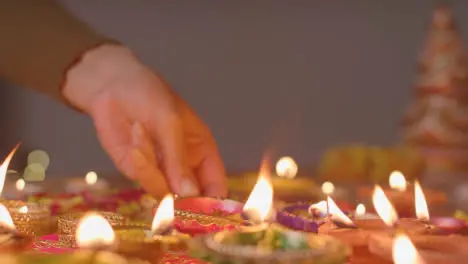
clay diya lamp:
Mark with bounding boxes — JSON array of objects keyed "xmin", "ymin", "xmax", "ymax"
[
  {"xmin": 0, "ymin": 203, "xmax": 33, "ymax": 252},
  {"xmin": 116, "ymin": 194, "xmax": 189, "ymax": 263},
  {"xmin": 171, "ymin": 196, "xmax": 243, "ymax": 235},
  {"xmin": 358, "ymin": 171, "xmax": 447, "ymax": 217},
  {"xmin": 369, "ymin": 232, "xmax": 468, "ymax": 264},
  {"xmin": 229, "ymin": 157, "xmax": 320, "ymax": 202},
  {"xmin": 318, "ymin": 185, "xmax": 429, "ymax": 252}
]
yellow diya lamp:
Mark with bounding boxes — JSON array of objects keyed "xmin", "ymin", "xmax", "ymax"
[
  {"xmin": 228, "ymin": 156, "xmax": 319, "ymax": 202},
  {"xmin": 0, "ymin": 203, "xmax": 33, "ymax": 252},
  {"xmin": 358, "ymin": 171, "xmax": 447, "ymax": 216},
  {"xmin": 115, "ymin": 193, "xmax": 189, "ymax": 262},
  {"xmin": 57, "ymin": 211, "xmax": 125, "ymax": 247},
  {"xmin": 0, "ymin": 145, "xmax": 52, "ymax": 236}
]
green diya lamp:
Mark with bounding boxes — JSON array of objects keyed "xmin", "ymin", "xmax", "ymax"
[
  {"xmin": 191, "ymin": 173, "xmax": 351, "ymax": 264},
  {"xmin": 115, "ymin": 194, "xmax": 189, "ymax": 262},
  {"xmin": 189, "ymin": 225, "xmax": 350, "ymax": 264}
]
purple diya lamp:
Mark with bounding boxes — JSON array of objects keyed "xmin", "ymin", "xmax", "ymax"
[{"xmin": 276, "ymin": 203, "xmax": 324, "ymax": 232}]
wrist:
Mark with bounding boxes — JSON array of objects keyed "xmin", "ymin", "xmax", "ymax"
[{"xmin": 63, "ymin": 44, "xmax": 141, "ymax": 113}]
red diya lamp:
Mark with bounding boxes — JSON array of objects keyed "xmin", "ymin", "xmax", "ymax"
[
  {"xmin": 167, "ymin": 196, "xmax": 243, "ymax": 235},
  {"xmin": 358, "ymin": 171, "xmax": 447, "ymax": 217}
]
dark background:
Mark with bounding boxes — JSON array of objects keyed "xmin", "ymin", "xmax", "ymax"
[{"xmin": 2, "ymin": 0, "xmax": 468, "ymax": 177}]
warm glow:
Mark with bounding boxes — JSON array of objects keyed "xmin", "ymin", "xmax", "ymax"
[
  {"xmin": 0, "ymin": 204, "xmax": 15, "ymax": 230},
  {"xmin": 327, "ymin": 196, "xmax": 354, "ymax": 225},
  {"xmin": 414, "ymin": 181, "xmax": 429, "ymax": 221},
  {"xmin": 372, "ymin": 185, "xmax": 398, "ymax": 226},
  {"xmin": 321, "ymin": 181, "xmax": 335, "ymax": 195},
  {"xmin": 393, "ymin": 234, "xmax": 423, "ymax": 264},
  {"xmin": 0, "ymin": 144, "xmax": 20, "ymax": 195},
  {"xmin": 18, "ymin": 206, "xmax": 28, "ymax": 214},
  {"xmin": 243, "ymin": 169, "xmax": 273, "ymax": 222},
  {"xmin": 355, "ymin": 203, "xmax": 366, "ymax": 217},
  {"xmin": 85, "ymin": 171, "xmax": 98, "ymax": 185},
  {"xmin": 151, "ymin": 194, "xmax": 174, "ymax": 234},
  {"xmin": 76, "ymin": 213, "xmax": 115, "ymax": 248},
  {"xmin": 389, "ymin": 171, "xmax": 407, "ymax": 192},
  {"xmin": 275, "ymin": 156, "xmax": 298, "ymax": 179},
  {"xmin": 15, "ymin": 179, "xmax": 25, "ymax": 191}
]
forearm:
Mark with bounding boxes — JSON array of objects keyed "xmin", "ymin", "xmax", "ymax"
[{"xmin": 0, "ymin": 0, "xmax": 113, "ymax": 104}]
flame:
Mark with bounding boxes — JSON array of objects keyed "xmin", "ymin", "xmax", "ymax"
[
  {"xmin": 372, "ymin": 185, "xmax": 398, "ymax": 226},
  {"xmin": 389, "ymin": 171, "xmax": 407, "ymax": 192},
  {"xmin": 327, "ymin": 196, "xmax": 354, "ymax": 225},
  {"xmin": 76, "ymin": 213, "xmax": 115, "ymax": 248},
  {"xmin": 18, "ymin": 206, "xmax": 28, "ymax": 214},
  {"xmin": 243, "ymin": 165, "xmax": 273, "ymax": 222},
  {"xmin": 275, "ymin": 156, "xmax": 298, "ymax": 179},
  {"xmin": 85, "ymin": 171, "xmax": 98, "ymax": 185},
  {"xmin": 414, "ymin": 181, "xmax": 429, "ymax": 221},
  {"xmin": 308, "ymin": 200, "xmax": 327, "ymax": 214},
  {"xmin": 15, "ymin": 179, "xmax": 25, "ymax": 191},
  {"xmin": 151, "ymin": 194, "xmax": 174, "ymax": 234},
  {"xmin": 0, "ymin": 204, "xmax": 15, "ymax": 230},
  {"xmin": 355, "ymin": 203, "xmax": 366, "ymax": 217},
  {"xmin": 321, "ymin": 181, "xmax": 335, "ymax": 195},
  {"xmin": 0, "ymin": 144, "xmax": 20, "ymax": 195},
  {"xmin": 393, "ymin": 234, "xmax": 423, "ymax": 264}
]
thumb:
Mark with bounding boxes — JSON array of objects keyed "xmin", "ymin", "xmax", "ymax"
[{"xmin": 149, "ymin": 113, "xmax": 200, "ymax": 197}]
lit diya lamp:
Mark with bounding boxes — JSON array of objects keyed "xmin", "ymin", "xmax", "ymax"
[
  {"xmin": 358, "ymin": 171, "xmax": 447, "ymax": 216},
  {"xmin": 65, "ymin": 171, "xmax": 109, "ymax": 194},
  {"xmin": 0, "ymin": 145, "xmax": 52, "ymax": 236},
  {"xmin": 70, "ymin": 212, "xmax": 150, "ymax": 264},
  {"xmin": 189, "ymin": 169, "xmax": 351, "ymax": 264},
  {"xmin": 115, "ymin": 193, "xmax": 189, "ymax": 262},
  {"xmin": 0, "ymin": 203, "xmax": 33, "ymax": 252},
  {"xmin": 228, "ymin": 156, "xmax": 319, "ymax": 202},
  {"xmin": 370, "ymin": 231, "xmax": 468, "ymax": 264},
  {"xmin": 315, "ymin": 185, "xmax": 429, "ymax": 249}
]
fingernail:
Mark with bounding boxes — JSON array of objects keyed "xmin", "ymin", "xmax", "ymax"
[{"xmin": 178, "ymin": 178, "xmax": 200, "ymax": 197}]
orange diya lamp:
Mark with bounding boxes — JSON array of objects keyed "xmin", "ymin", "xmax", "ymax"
[{"xmin": 358, "ymin": 171, "xmax": 447, "ymax": 216}]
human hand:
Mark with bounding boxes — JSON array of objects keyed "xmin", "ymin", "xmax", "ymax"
[{"xmin": 62, "ymin": 44, "xmax": 227, "ymax": 197}]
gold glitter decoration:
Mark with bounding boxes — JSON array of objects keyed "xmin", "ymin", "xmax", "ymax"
[
  {"xmin": 175, "ymin": 209, "xmax": 242, "ymax": 226},
  {"xmin": 5, "ymin": 201, "xmax": 51, "ymax": 236},
  {"xmin": 58, "ymin": 234, "xmax": 77, "ymax": 248},
  {"xmin": 57, "ymin": 211, "xmax": 125, "ymax": 235}
]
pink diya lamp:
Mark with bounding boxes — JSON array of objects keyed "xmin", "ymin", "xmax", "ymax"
[{"xmin": 358, "ymin": 171, "xmax": 447, "ymax": 217}]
